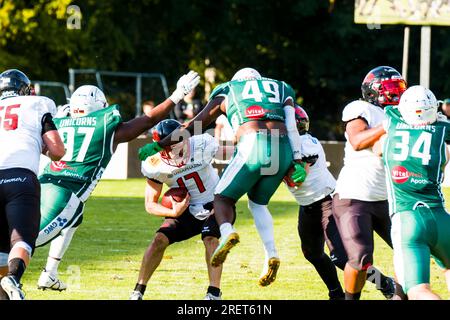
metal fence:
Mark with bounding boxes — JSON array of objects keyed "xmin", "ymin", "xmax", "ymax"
[{"xmin": 68, "ymin": 69, "xmax": 170, "ymax": 121}]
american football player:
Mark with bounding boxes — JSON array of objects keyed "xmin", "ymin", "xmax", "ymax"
[
  {"xmin": 288, "ymin": 105, "xmax": 396, "ymax": 299},
  {"xmin": 0, "ymin": 69, "xmax": 65, "ymax": 300},
  {"xmin": 129, "ymin": 119, "xmax": 224, "ymax": 300},
  {"xmin": 376, "ymin": 86, "xmax": 450, "ymax": 300},
  {"xmin": 332, "ymin": 66, "xmax": 406, "ymax": 300},
  {"xmin": 138, "ymin": 68, "xmax": 307, "ymax": 286},
  {"xmin": 35, "ymin": 71, "xmax": 200, "ymax": 291}
]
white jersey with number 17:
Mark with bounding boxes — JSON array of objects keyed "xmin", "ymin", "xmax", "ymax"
[{"xmin": 0, "ymin": 95, "xmax": 57, "ymax": 175}]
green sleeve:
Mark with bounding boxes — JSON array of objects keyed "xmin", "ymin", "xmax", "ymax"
[
  {"xmin": 108, "ymin": 104, "xmax": 123, "ymax": 126},
  {"xmin": 209, "ymin": 82, "xmax": 230, "ymax": 101},
  {"xmin": 282, "ymin": 82, "xmax": 296, "ymax": 104}
]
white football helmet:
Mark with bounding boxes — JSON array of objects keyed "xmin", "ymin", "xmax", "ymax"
[
  {"xmin": 69, "ymin": 85, "xmax": 107, "ymax": 118},
  {"xmin": 398, "ymin": 85, "xmax": 438, "ymax": 126},
  {"xmin": 231, "ymin": 67, "xmax": 262, "ymax": 81}
]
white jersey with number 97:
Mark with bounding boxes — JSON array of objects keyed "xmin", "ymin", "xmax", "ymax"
[
  {"xmin": 141, "ymin": 134, "xmax": 220, "ymax": 219},
  {"xmin": 0, "ymin": 95, "xmax": 57, "ymax": 175}
]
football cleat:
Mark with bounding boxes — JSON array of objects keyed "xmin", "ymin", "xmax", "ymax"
[
  {"xmin": 37, "ymin": 270, "xmax": 67, "ymax": 291},
  {"xmin": 211, "ymin": 232, "xmax": 240, "ymax": 267},
  {"xmin": 379, "ymin": 277, "xmax": 396, "ymax": 300},
  {"xmin": 204, "ymin": 292, "xmax": 222, "ymax": 300},
  {"xmin": 259, "ymin": 257, "xmax": 280, "ymax": 287},
  {"xmin": 1, "ymin": 275, "xmax": 25, "ymax": 300},
  {"xmin": 129, "ymin": 291, "xmax": 143, "ymax": 300}
]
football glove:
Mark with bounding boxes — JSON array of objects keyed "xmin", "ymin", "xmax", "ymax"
[
  {"xmin": 138, "ymin": 142, "xmax": 163, "ymax": 161},
  {"xmin": 169, "ymin": 70, "xmax": 201, "ymax": 104},
  {"xmin": 291, "ymin": 162, "xmax": 308, "ymax": 184}
]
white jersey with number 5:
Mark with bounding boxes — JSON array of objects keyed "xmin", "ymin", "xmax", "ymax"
[
  {"xmin": 141, "ymin": 134, "xmax": 220, "ymax": 219},
  {"xmin": 0, "ymin": 95, "xmax": 56, "ymax": 175}
]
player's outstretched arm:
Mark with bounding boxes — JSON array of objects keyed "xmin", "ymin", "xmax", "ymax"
[
  {"xmin": 113, "ymin": 71, "xmax": 200, "ymax": 147},
  {"xmin": 138, "ymin": 96, "xmax": 225, "ymax": 160},
  {"xmin": 346, "ymin": 119, "xmax": 386, "ymax": 151}
]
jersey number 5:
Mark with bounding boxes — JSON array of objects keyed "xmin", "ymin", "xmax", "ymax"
[
  {"xmin": 393, "ymin": 131, "xmax": 432, "ymax": 165},
  {"xmin": 0, "ymin": 104, "xmax": 20, "ymax": 131},
  {"xmin": 176, "ymin": 172, "xmax": 206, "ymax": 193}
]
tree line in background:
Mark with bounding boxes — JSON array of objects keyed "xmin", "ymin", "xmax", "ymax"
[{"xmin": 1, "ymin": 0, "xmax": 449, "ymax": 140}]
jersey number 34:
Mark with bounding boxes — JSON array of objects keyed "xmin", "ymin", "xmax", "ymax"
[{"xmin": 393, "ymin": 131, "xmax": 432, "ymax": 165}]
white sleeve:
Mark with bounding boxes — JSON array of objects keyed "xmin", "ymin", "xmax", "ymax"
[
  {"xmin": 200, "ymin": 134, "xmax": 219, "ymax": 164},
  {"xmin": 342, "ymin": 100, "xmax": 371, "ymax": 123},
  {"xmin": 300, "ymin": 135, "xmax": 321, "ymax": 158},
  {"xmin": 140, "ymin": 157, "xmax": 162, "ymax": 182},
  {"xmin": 284, "ymin": 105, "xmax": 302, "ymax": 160}
]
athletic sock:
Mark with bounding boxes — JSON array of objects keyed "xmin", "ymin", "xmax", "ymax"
[
  {"xmin": 7, "ymin": 258, "xmax": 26, "ymax": 283},
  {"xmin": 45, "ymin": 257, "xmax": 61, "ymax": 276},
  {"xmin": 345, "ymin": 291, "xmax": 361, "ymax": 300},
  {"xmin": 134, "ymin": 283, "xmax": 147, "ymax": 295},
  {"xmin": 328, "ymin": 287, "xmax": 345, "ymax": 300},
  {"xmin": 219, "ymin": 223, "xmax": 234, "ymax": 239},
  {"xmin": 207, "ymin": 286, "xmax": 221, "ymax": 297}
]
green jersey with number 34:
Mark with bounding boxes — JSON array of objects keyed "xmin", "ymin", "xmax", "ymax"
[
  {"xmin": 210, "ymin": 78, "xmax": 295, "ymax": 133},
  {"xmin": 40, "ymin": 105, "xmax": 122, "ymax": 201},
  {"xmin": 383, "ymin": 106, "xmax": 450, "ymax": 214}
]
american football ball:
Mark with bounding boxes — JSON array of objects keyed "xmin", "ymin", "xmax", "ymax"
[{"xmin": 160, "ymin": 187, "xmax": 189, "ymax": 209}]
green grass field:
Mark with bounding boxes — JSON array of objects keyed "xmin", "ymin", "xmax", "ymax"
[{"xmin": 21, "ymin": 179, "xmax": 449, "ymax": 300}]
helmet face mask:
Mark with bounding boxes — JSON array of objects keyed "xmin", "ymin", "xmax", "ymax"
[
  {"xmin": 398, "ymin": 85, "xmax": 438, "ymax": 126},
  {"xmin": 294, "ymin": 105, "xmax": 310, "ymax": 135},
  {"xmin": 0, "ymin": 69, "xmax": 32, "ymax": 98},
  {"xmin": 362, "ymin": 66, "xmax": 407, "ymax": 107},
  {"xmin": 160, "ymin": 141, "xmax": 190, "ymax": 168},
  {"xmin": 70, "ymin": 85, "xmax": 107, "ymax": 118}
]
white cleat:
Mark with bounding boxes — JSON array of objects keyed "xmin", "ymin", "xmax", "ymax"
[
  {"xmin": 1, "ymin": 276, "xmax": 25, "ymax": 300},
  {"xmin": 129, "ymin": 291, "xmax": 143, "ymax": 300},
  {"xmin": 37, "ymin": 270, "xmax": 67, "ymax": 291},
  {"xmin": 259, "ymin": 257, "xmax": 280, "ymax": 287},
  {"xmin": 204, "ymin": 292, "xmax": 222, "ymax": 300}
]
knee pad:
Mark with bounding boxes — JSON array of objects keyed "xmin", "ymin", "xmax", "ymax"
[
  {"xmin": 0, "ymin": 252, "xmax": 8, "ymax": 267},
  {"xmin": 11, "ymin": 241, "xmax": 33, "ymax": 258}
]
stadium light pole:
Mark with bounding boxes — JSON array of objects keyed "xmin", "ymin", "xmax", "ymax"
[
  {"xmin": 420, "ymin": 26, "xmax": 431, "ymax": 88},
  {"xmin": 402, "ymin": 26, "xmax": 410, "ymax": 82}
]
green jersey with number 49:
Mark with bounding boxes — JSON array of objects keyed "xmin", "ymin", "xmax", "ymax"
[
  {"xmin": 40, "ymin": 105, "xmax": 122, "ymax": 201},
  {"xmin": 210, "ymin": 78, "xmax": 295, "ymax": 133},
  {"xmin": 383, "ymin": 106, "xmax": 450, "ymax": 214}
]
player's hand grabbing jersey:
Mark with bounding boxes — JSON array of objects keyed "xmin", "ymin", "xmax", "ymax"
[
  {"xmin": 209, "ymin": 78, "xmax": 295, "ymax": 133},
  {"xmin": 40, "ymin": 105, "xmax": 122, "ymax": 201},
  {"xmin": 141, "ymin": 134, "xmax": 220, "ymax": 219},
  {"xmin": 0, "ymin": 95, "xmax": 56, "ymax": 175},
  {"xmin": 383, "ymin": 106, "xmax": 450, "ymax": 214},
  {"xmin": 287, "ymin": 134, "xmax": 336, "ymax": 206},
  {"xmin": 334, "ymin": 100, "xmax": 387, "ymax": 201}
]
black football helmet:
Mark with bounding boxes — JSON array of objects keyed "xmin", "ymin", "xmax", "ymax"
[
  {"xmin": 0, "ymin": 69, "xmax": 32, "ymax": 97},
  {"xmin": 152, "ymin": 119, "xmax": 188, "ymax": 167},
  {"xmin": 361, "ymin": 66, "xmax": 407, "ymax": 107}
]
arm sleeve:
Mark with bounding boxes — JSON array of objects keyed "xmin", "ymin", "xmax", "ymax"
[
  {"xmin": 284, "ymin": 105, "xmax": 302, "ymax": 160},
  {"xmin": 41, "ymin": 113, "xmax": 57, "ymax": 135}
]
